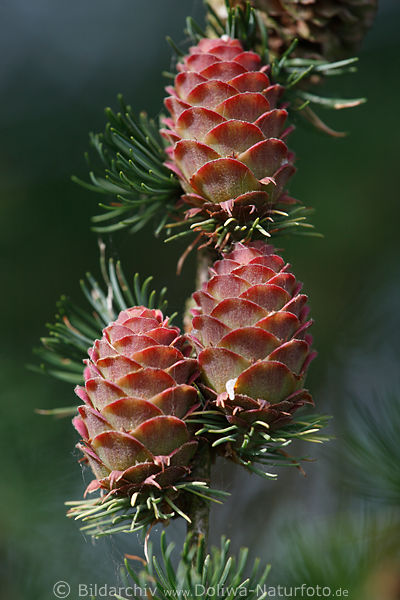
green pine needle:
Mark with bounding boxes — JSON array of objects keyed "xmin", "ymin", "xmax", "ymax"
[
  {"xmin": 66, "ymin": 482, "xmax": 229, "ymax": 538},
  {"xmin": 75, "ymin": 97, "xmax": 180, "ymax": 235},
  {"xmin": 342, "ymin": 394, "xmax": 400, "ymax": 505},
  {"xmin": 188, "ymin": 409, "xmax": 330, "ymax": 475},
  {"xmin": 118, "ymin": 531, "xmax": 270, "ymax": 600},
  {"xmin": 30, "ymin": 248, "xmax": 170, "ymax": 386},
  {"xmin": 281, "ymin": 513, "xmax": 400, "ymax": 595},
  {"xmin": 164, "ymin": 204, "xmax": 317, "ymax": 248}
]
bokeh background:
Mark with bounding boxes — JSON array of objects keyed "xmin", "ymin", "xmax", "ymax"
[{"xmin": 1, "ymin": 0, "xmax": 400, "ymax": 598}]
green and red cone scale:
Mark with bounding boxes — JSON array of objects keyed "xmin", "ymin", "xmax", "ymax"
[
  {"xmin": 191, "ymin": 241, "xmax": 315, "ymax": 429},
  {"xmin": 162, "ymin": 35, "xmax": 301, "ymax": 249}
]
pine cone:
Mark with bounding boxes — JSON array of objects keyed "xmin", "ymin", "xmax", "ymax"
[
  {"xmin": 162, "ymin": 36, "xmax": 296, "ymax": 245},
  {"xmin": 191, "ymin": 242, "xmax": 315, "ymax": 428},
  {"xmin": 73, "ymin": 306, "xmax": 199, "ymax": 495},
  {"xmin": 208, "ymin": 0, "xmax": 377, "ymax": 60}
]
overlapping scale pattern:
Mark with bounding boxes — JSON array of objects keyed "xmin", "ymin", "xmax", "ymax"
[
  {"xmin": 162, "ymin": 37, "xmax": 296, "ymax": 234},
  {"xmin": 191, "ymin": 242, "xmax": 315, "ymax": 427},
  {"xmin": 73, "ymin": 307, "xmax": 199, "ymax": 495}
]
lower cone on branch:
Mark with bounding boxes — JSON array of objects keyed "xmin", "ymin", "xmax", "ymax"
[{"xmin": 73, "ymin": 306, "xmax": 200, "ymax": 496}]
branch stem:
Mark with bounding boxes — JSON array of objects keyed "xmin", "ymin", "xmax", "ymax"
[
  {"xmin": 186, "ymin": 441, "xmax": 212, "ymax": 549},
  {"xmin": 185, "ymin": 248, "xmax": 215, "ymax": 551}
]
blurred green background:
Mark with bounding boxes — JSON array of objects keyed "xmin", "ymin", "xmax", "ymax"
[{"xmin": 1, "ymin": 0, "xmax": 400, "ymax": 598}]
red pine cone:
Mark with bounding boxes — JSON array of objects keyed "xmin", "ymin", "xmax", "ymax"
[
  {"xmin": 73, "ymin": 307, "xmax": 199, "ymax": 496},
  {"xmin": 162, "ymin": 37, "xmax": 295, "ymax": 244},
  {"xmin": 191, "ymin": 242, "xmax": 315, "ymax": 428}
]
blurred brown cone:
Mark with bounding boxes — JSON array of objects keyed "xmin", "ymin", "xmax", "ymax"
[
  {"xmin": 208, "ymin": 0, "xmax": 378, "ymax": 60},
  {"xmin": 365, "ymin": 559, "xmax": 400, "ymax": 600}
]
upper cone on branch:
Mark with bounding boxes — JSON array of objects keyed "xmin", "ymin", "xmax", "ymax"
[
  {"xmin": 208, "ymin": 0, "xmax": 378, "ymax": 60},
  {"xmin": 73, "ymin": 306, "xmax": 199, "ymax": 496},
  {"xmin": 162, "ymin": 36, "xmax": 296, "ymax": 246}
]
